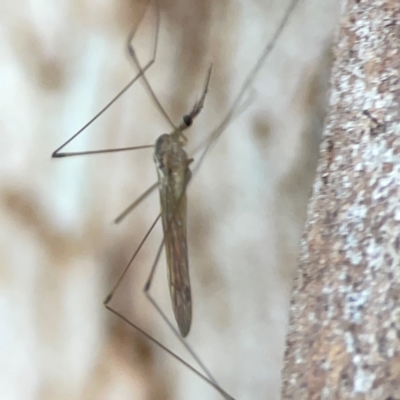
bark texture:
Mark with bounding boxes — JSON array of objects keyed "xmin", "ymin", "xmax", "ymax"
[{"xmin": 282, "ymin": 0, "xmax": 400, "ymax": 399}]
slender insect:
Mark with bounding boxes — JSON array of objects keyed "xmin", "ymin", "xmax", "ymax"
[
  {"xmin": 152, "ymin": 67, "xmax": 212, "ymax": 337},
  {"xmin": 52, "ymin": 0, "xmax": 300, "ymax": 398}
]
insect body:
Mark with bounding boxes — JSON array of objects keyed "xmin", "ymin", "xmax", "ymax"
[
  {"xmin": 51, "ymin": 0, "xmax": 300, "ymax": 397},
  {"xmin": 154, "ymin": 68, "xmax": 211, "ymax": 337},
  {"xmin": 155, "ymin": 131, "xmax": 193, "ymax": 336}
]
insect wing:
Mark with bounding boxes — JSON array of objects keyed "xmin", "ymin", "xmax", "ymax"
[{"xmin": 155, "ymin": 134, "xmax": 192, "ymax": 337}]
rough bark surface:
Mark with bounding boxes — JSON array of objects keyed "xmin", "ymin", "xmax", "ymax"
[{"xmin": 282, "ymin": 0, "xmax": 400, "ymax": 399}]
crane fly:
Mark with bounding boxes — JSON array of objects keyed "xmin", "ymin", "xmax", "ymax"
[
  {"xmin": 153, "ymin": 66, "xmax": 212, "ymax": 337},
  {"xmin": 51, "ymin": 0, "xmax": 300, "ymax": 398}
]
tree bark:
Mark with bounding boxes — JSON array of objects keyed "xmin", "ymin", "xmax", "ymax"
[{"xmin": 282, "ymin": 1, "xmax": 400, "ymax": 399}]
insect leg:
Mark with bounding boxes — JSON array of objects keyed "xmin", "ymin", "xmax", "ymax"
[
  {"xmin": 104, "ymin": 213, "xmax": 161, "ymax": 305},
  {"xmin": 114, "ymin": 182, "xmax": 159, "ymax": 224},
  {"xmin": 142, "ymin": 234, "xmax": 235, "ymax": 400},
  {"xmin": 51, "ymin": 0, "xmax": 160, "ymax": 158},
  {"xmin": 126, "ymin": 0, "xmax": 177, "ymax": 131},
  {"xmin": 104, "ymin": 302, "xmax": 235, "ymax": 400},
  {"xmin": 105, "ymin": 212, "xmax": 235, "ymax": 399}
]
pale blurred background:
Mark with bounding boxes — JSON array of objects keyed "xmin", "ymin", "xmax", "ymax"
[{"xmin": 1, "ymin": 0, "xmax": 340, "ymax": 399}]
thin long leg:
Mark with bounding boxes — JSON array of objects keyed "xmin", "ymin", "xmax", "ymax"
[
  {"xmin": 54, "ymin": 145, "xmax": 154, "ymax": 158},
  {"xmin": 52, "ymin": 0, "xmax": 160, "ymax": 158},
  {"xmin": 105, "ymin": 214, "xmax": 234, "ymax": 398},
  {"xmin": 190, "ymin": 86, "xmax": 254, "ymax": 163},
  {"xmin": 114, "ymin": 182, "xmax": 159, "ymax": 224},
  {"xmin": 126, "ymin": 0, "xmax": 177, "ymax": 131},
  {"xmin": 109, "ymin": 228, "xmax": 233, "ymax": 399},
  {"xmin": 145, "ymin": 294, "xmax": 234, "ymax": 400},
  {"xmin": 104, "ymin": 214, "xmax": 161, "ymax": 304},
  {"xmin": 192, "ymin": 0, "xmax": 301, "ymax": 174},
  {"xmin": 105, "ymin": 304, "xmax": 235, "ymax": 399},
  {"xmin": 192, "ymin": 85, "xmax": 254, "ymax": 176},
  {"xmin": 143, "ymin": 237, "xmax": 227, "ymax": 395},
  {"xmin": 107, "ymin": 168, "xmax": 232, "ymax": 397}
]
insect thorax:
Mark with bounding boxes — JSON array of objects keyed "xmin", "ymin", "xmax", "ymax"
[{"xmin": 154, "ymin": 133, "xmax": 192, "ymax": 196}]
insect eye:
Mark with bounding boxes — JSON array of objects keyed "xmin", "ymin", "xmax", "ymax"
[{"xmin": 183, "ymin": 115, "xmax": 192, "ymax": 127}]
